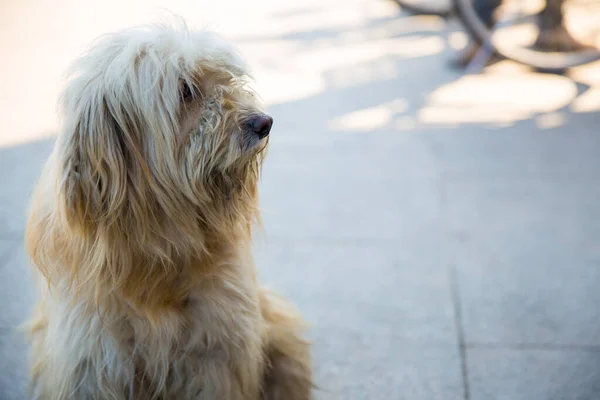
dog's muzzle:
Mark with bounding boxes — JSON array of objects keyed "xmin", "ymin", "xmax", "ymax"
[{"xmin": 249, "ymin": 114, "xmax": 273, "ymax": 139}]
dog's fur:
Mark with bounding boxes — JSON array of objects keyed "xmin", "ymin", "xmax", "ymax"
[{"xmin": 25, "ymin": 23, "xmax": 311, "ymax": 400}]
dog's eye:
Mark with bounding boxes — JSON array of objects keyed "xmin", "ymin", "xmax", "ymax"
[{"xmin": 181, "ymin": 82, "xmax": 195, "ymax": 102}]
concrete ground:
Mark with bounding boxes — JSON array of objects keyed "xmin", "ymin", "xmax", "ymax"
[{"xmin": 1, "ymin": 0, "xmax": 600, "ymax": 399}]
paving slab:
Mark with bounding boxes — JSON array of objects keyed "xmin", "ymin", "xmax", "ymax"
[
  {"xmin": 467, "ymin": 347, "xmax": 600, "ymax": 400},
  {"xmin": 260, "ymin": 133, "xmax": 441, "ymax": 241},
  {"xmin": 255, "ymin": 241, "xmax": 456, "ymax": 343},
  {"xmin": 0, "ymin": 241, "xmax": 35, "ymax": 329},
  {"xmin": 0, "ymin": 329, "xmax": 29, "ymax": 400},
  {"xmin": 0, "ymin": 240, "xmax": 14, "ymax": 261},
  {"xmin": 313, "ymin": 328, "xmax": 464, "ymax": 400},
  {"xmin": 425, "ymin": 114, "xmax": 600, "ymax": 180},
  {"xmin": 447, "ymin": 178, "xmax": 600, "ymax": 346}
]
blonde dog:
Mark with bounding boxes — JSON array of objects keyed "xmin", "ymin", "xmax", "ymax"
[{"xmin": 25, "ymin": 23, "xmax": 312, "ymax": 400}]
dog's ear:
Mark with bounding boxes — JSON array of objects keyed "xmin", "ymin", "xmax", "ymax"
[{"xmin": 58, "ymin": 85, "xmax": 142, "ymax": 234}]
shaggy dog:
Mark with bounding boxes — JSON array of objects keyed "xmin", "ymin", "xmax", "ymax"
[{"xmin": 25, "ymin": 23, "xmax": 312, "ymax": 400}]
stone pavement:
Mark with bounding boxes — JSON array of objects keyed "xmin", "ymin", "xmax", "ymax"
[{"xmin": 1, "ymin": 0, "xmax": 600, "ymax": 399}]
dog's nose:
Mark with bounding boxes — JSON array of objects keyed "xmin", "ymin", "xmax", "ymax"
[{"xmin": 250, "ymin": 114, "xmax": 273, "ymax": 139}]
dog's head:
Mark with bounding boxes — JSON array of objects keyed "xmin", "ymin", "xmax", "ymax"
[{"xmin": 56, "ymin": 24, "xmax": 269, "ymax": 244}]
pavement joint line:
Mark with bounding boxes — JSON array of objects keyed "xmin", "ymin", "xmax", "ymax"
[
  {"xmin": 449, "ymin": 263, "xmax": 470, "ymax": 400},
  {"xmin": 435, "ymin": 157, "xmax": 470, "ymax": 400},
  {"xmin": 466, "ymin": 342, "xmax": 600, "ymax": 352}
]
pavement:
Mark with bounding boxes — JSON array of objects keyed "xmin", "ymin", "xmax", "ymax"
[{"xmin": 1, "ymin": 0, "xmax": 600, "ymax": 399}]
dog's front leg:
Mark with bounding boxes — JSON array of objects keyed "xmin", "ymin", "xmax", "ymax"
[{"xmin": 259, "ymin": 288, "xmax": 312, "ymax": 400}]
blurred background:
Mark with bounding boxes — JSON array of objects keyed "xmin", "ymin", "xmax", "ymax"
[{"xmin": 1, "ymin": 0, "xmax": 600, "ymax": 399}]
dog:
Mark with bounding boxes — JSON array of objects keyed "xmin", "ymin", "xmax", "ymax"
[{"xmin": 25, "ymin": 22, "xmax": 312, "ymax": 400}]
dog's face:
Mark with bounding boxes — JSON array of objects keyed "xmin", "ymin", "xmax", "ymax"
[{"xmin": 56, "ymin": 25, "xmax": 269, "ymax": 234}]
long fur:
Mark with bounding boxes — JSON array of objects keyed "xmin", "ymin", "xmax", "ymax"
[{"xmin": 25, "ymin": 22, "xmax": 312, "ymax": 400}]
